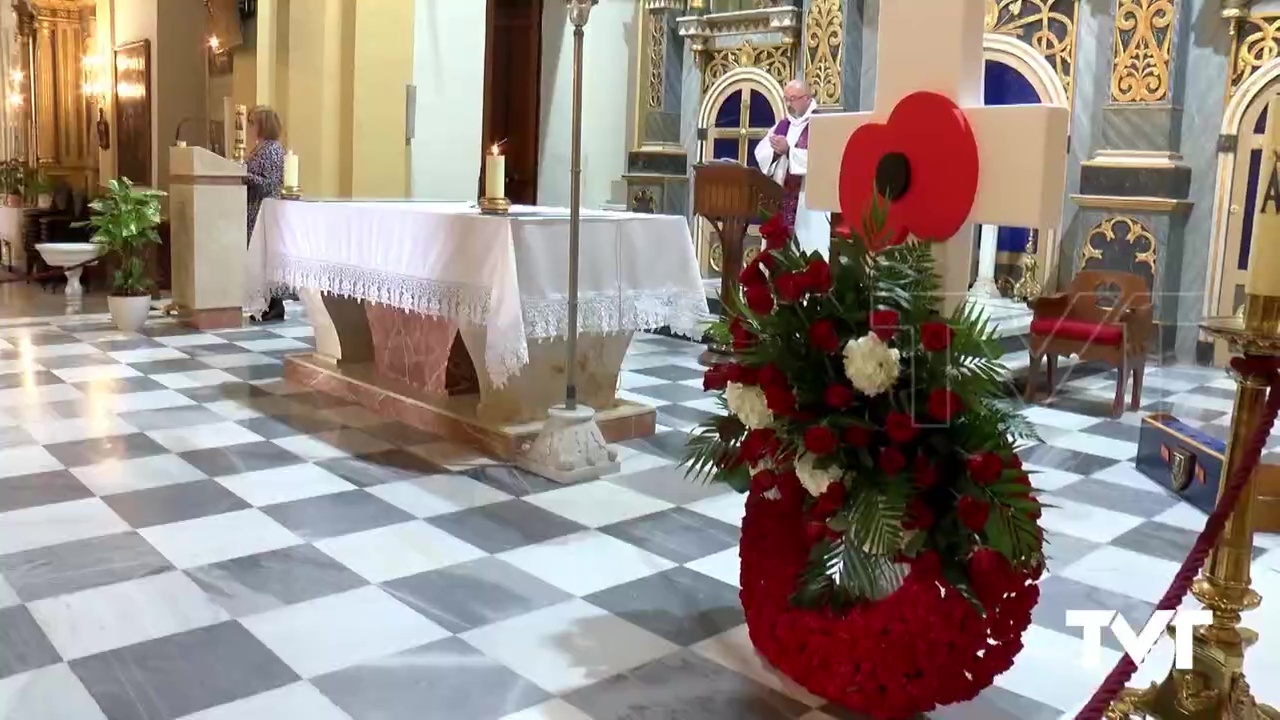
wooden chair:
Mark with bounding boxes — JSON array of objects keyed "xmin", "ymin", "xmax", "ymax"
[{"xmin": 1025, "ymin": 270, "xmax": 1153, "ymax": 417}]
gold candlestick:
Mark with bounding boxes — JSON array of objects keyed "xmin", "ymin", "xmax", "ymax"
[
  {"xmin": 479, "ymin": 143, "xmax": 510, "ymax": 215},
  {"xmin": 281, "ymin": 185, "xmax": 302, "ymax": 200},
  {"xmin": 232, "ymin": 104, "xmax": 247, "ymax": 163}
]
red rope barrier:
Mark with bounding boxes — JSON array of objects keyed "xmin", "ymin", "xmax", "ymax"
[{"xmin": 1073, "ymin": 356, "xmax": 1280, "ymax": 720}]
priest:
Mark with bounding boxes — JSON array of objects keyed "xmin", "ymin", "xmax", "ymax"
[{"xmin": 753, "ymin": 80, "xmax": 832, "ymax": 257}]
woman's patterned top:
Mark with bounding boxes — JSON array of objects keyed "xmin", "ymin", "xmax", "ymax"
[{"xmin": 245, "ymin": 139, "xmax": 285, "ymax": 243}]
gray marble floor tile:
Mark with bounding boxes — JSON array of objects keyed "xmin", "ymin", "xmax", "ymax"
[
  {"xmin": 1139, "ymin": 401, "xmax": 1228, "ymax": 424},
  {"xmin": 44, "ymin": 433, "xmax": 169, "ymax": 468},
  {"xmin": 1078, "ymin": 419, "xmax": 1142, "ymax": 443},
  {"xmin": 630, "ymin": 382, "xmax": 711, "ymax": 405},
  {"xmin": 0, "ymin": 531, "xmax": 172, "ymax": 602},
  {"xmin": 1050, "ymin": 478, "xmax": 1180, "ymax": 519},
  {"xmin": 657, "ymin": 404, "xmax": 717, "ymax": 428},
  {"xmin": 116, "ymin": 405, "xmax": 227, "ymax": 432},
  {"xmin": 461, "ymin": 465, "xmax": 561, "ymax": 497},
  {"xmin": 0, "ymin": 470, "xmax": 94, "ymax": 513},
  {"xmin": 262, "ymin": 490, "xmax": 416, "ymax": 541},
  {"xmin": 608, "ymin": 463, "xmax": 728, "ymax": 506},
  {"xmin": 585, "ymin": 567, "xmax": 743, "ymax": 646},
  {"xmin": 317, "ymin": 449, "xmax": 445, "ymax": 488},
  {"xmin": 425, "ymin": 500, "xmax": 586, "ymax": 554},
  {"xmin": 617, "ymin": 430, "xmax": 693, "ymax": 464},
  {"xmin": 238, "ymin": 413, "xmax": 344, "ymax": 440},
  {"xmin": 182, "ymin": 342, "xmax": 255, "ymax": 358},
  {"xmin": 70, "ymin": 621, "xmax": 299, "ymax": 720},
  {"xmin": 33, "ymin": 354, "xmax": 117, "ymax": 370},
  {"xmin": 599, "ymin": 508, "xmax": 739, "ymax": 564},
  {"xmin": 103, "ymin": 479, "xmax": 252, "ymax": 528},
  {"xmin": 68, "ymin": 376, "xmax": 165, "ymax": 395},
  {"xmin": 179, "ymin": 441, "xmax": 304, "ymax": 477},
  {"xmin": 214, "ymin": 329, "xmax": 282, "ymax": 343},
  {"xmin": 0, "ymin": 370, "xmax": 63, "ymax": 390},
  {"xmin": 0, "ymin": 605, "xmax": 62, "ymax": 679},
  {"xmin": 0, "ymin": 426, "xmax": 36, "ymax": 450},
  {"xmin": 186, "ymin": 544, "xmax": 368, "ymax": 617},
  {"xmin": 141, "ymin": 324, "xmax": 206, "ymax": 339},
  {"xmin": 90, "ymin": 337, "xmax": 165, "ymax": 352},
  {"xmin": 1032, "ymin": 574, "xmax": 1155, "ymax": 653},
  {"xmin": 632, "ymin": 365, "xmax": 706, "ymax": 383},
  {"xmin": 358, "ymin": 422, "xmax": 442, "ymax": 447},
  {"xmin": 563, "ymin": 648, "xmax": 808, "ymax": 720},
  {"xmin": 383, "ymin": 557, "xmax": 572, "ymax": 633},
  {"xmin": 312, "ymin": 635, "xmax": 549, "ymax": 720},
  {"xmin": 223, "ymin": 364, "xmax": 285, "ymax": 382},
  {"xmin": 1017, "ymin": 444, "xmax": 1116, "ymax": 477},
  {"xmin": 1041, "ymin": 530, "xmax": 1103, "ymax": 575},
  {"xmin": 127, "ymin": 358, "xmax": 213, "ymax": 376},
  {"xmin": 1111, "ymin": 520, "xmax": 1268, "ymax": 564},
  {"xmin": 177, "ymin": 381, "xmax": 272, "ymax": 403}
]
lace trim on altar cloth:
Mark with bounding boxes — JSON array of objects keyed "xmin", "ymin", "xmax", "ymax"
[{"xmin": 521, "ymin": 290, "xmax": 708, "ymax": 342}]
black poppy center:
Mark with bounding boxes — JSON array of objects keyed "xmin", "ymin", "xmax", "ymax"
[{"xmin": 874, "ymin": 152, "xmax": 911, "ymax": 202}]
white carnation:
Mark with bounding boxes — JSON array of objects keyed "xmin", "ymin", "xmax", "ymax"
[
  {"xmin": 842, "ymin": 332, "xmax": 901, "ymax": 396},
  {"xmin": 725, "ymin": 382, "xmax": 773, "ymax": 429},
  {"xmin": 795, "ymin": 453, "xmax": 843, "ymax": 497}
]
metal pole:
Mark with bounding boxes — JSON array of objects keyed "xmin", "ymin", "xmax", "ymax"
[{"xmin": 564, "ymin": 19, "xmax": 586, "ymax": 411}]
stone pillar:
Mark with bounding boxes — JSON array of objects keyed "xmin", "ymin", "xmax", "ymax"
[
  {"xmin": 1070, "ymin": 0, "xmax": 1193, "ymax": 360},
  {"xmin": 32, "ymin": 14, "xmax": 55, "ymax": 165},
  {"xmin": 971, "ymin": 224, "xmax": 1001, "ymax": 298}
]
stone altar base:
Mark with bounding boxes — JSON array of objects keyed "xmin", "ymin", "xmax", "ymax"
[{"xmin": 291, "ymin": 289, "xmax": 657, "ymax": 462}]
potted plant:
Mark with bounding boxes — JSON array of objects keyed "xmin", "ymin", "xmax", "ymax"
[
  {"xmin": 25, "ymin": 168, "xmax": 53, "ymax": 208},
  {"xmin": 0, "ymin": 160, "xmax": 24, "ymax": 207},
  {"xmin": 76, "ymin": 178, "xmax": 166, "ymax": 331}
]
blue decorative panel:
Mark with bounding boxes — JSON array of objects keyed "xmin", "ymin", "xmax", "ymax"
[
  {"xmin": 983, "ymin": 59, "xmax": 1040, "ymax": 254},
  {"xmin": 1241, "ymin": 147, "xmax": 1263, "ymax": 271},
  {"xmin": 749, "ymin": 91, "xmax": 778, "ymax": 129},
  {"xmin": 713, "ymin": 138, "xmax": 740, "ymax": 162},
  {"xmin": 715, "ymin": 91, "xmax": 742, "ymax": 128},
  {"xmin": 1256, "ymin": 106, "xmax": 1269, "ymax": 135}
]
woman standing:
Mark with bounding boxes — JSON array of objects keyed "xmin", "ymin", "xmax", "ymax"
[{"xmin": 245, "ymin": 105, "xmax": 286, "ymax": 322}]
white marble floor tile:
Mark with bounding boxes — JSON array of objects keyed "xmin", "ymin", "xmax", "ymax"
[
  {"xmin": 179, "ymin": 682, "xmax": 353, "ymax": 720},
  {"xmin": 106, "ymin": 347, "xmax": 192, "ymax": 364},
  {"xmin": 0, "ymin": 382, "xmax": 82, "ymax": 408},
  {"xmin": 71, "ymin": 453, "xmax": 208, "ymax": 495},
  {"xmin": 0, "ymin": 498, "xmax": 128, "ymax": 555},
  {"xmin": 315, "ymin": 520, "xmax": 486, "ymax": 583},
  {"xmin": 0, "ymin": 664, "xmax": 108, "ymax": 720},
  {"xmin": 91, "ymin": 389, "xmax": 198, "ymax": 414},
  {"xmin": 524, "ymin": 481, "xmax": 674, "ymax": 528},
  {"xmin": 993, "ymin": 625, "xmax": 1119, "ymax": 711},
  {"xmin": 692, "ymin": 624, "xmax": 824, "ymax": 707},
  {"xmin": 28, "ymin": 571, "xmax": 230, "ymax": 660},
  {"xmin": 195, "ymin": 353, "xmax": 281, "ymax": 369},
  {"xmin": 241, "ymin": 586, "xmax": 449, "ymax": 678},
  {"xmin": 684, "ymin": 546, "xmax": 741, "ymax": 588},
  {"xmin": 365, "ymin": 474, "xmax": 511, "ymax": 518},
  {"xmin": 1059, "ymin": 545, "xmax": 1181, "ymax": 604},
  {"xmin": 1020, "ymin": 405, "xmax": 1107, "ymax": 432},
  {"xmin": 270, "ymin": 429, "xmax": 392, "ymax": 462},
  {"xmin": 1037, "ymin": 495, "xmax": 1146, "ymax": 544},
  {"xmin": 202, "ymin": 399, "xmax": 267, "ymax": 421},
  {"xmin": 1021, "ymin": 466, "xmax": 1086, "ymax": 492},
  {"xmin": 153, "ymin": 333, "xmax": 226, "ymax": 348},
  {"xmin": 1089, "ymin": 461, "xmax": 1171, "ymax": 495},
  {"xmin": 271, "ymin": 325, "xmax": 315, "ymax": 339},
  {"xmin": 462, "ymin": 598, "xmax": 678, "ymax": 695},
  {"xmin": 406, "ymin": 440, "xmax": 502, "ymax": 470},
  {"xmin": 0, "ymin": 573, "xmax": 18, "ymax": 608},
  {"xmin": 216, "ymin": 464, "xmax": 355, "ymax": 507},
  {"xmin": 1051, "ymin": 431, "xmax": 1138, "ymax": 461},
  {"xmin": 22, "ymin": 415, "xmax": 137, "ymax": 445},
  {"xmin": 1164, "ymin": 392, "xmax": 1237, "ymax": 413},
  {"xmin": 139, "ymin": 509, "xmax": 303, "ymax": 568},
  {"xmin": 617, "ymin": 371, "xmax": 668, "ymax": 390},
  {"xmin": 146, "ymin": 421, "xmax": 264, "ymax": 452},
  {"xmin": 684, "ymin": 491, "xmax": 747, "ymax": 527},
  {"xmin": 151, "ymin": 369, "xmax": 241, "ymax": 389},
  {"xmin": 1150, "ymin": 502, "xmax": 1209, "ymax": 533},
  {"xmin": 0, "ymin": 444, "xmax": 63, "ymax": 479},
  {"xmin": 50, "ymin": 364, "xmax": 142, "ymax": 384},
  {"xmin": 235, "ymin": 338, "xmax": 311, "ymax": 352},
  {"xmin": 499, "ymin": 530, "xmax": 676, "ymax": 597},
  {"xmin": 500, "ymin": 699, "xmax": 594, "ymax": 720}
]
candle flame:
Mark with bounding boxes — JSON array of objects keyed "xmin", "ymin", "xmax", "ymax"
[{"xmin": 490, "ymin": 139, "xmax": 507, "ymax": 155}]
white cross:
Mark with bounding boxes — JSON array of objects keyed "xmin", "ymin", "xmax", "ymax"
[{"xmin": 806, "ymin": 0, "xmax": 1069, "ymax": 312}]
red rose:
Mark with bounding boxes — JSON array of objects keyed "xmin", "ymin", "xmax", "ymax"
[
  {"xmin": 814, "ymin": 483, "xmax": 847, "ymax": 517},
  {"xmin": 966, "ymin": 452, "xmax": 1004, "ymax": 486},
  {"xmin": 774, "ymin": 272, "xmax": 803, "ymax": 304},
  {"xmin": 912, "ymin": 550, "xmax": 943, "ymax": 579},
  {"xmin": 920, "ymin": 321, "xmax": 953, "ymax": 352},
  {"xmin": 724, "ymin": 363, "xmax": 757, "ymax": 386},
  {"xmin": 968, "ymin": 547, "xmax": 1013, "ymax": 604},
  {"xmin": 808, "ymin": 319, "xmax": 841, "ymax": 354},
  {"xmin": 745, "ymin": 285, "xmax": 775, "ymax": 315},
  {"xmin": 885, "ymin": 411, "xmax": 917, "ymax": 444},
  {"xmin": 759, "ymin": 251, "xmax": 778, "ymax": 270},
  {"xmin": 913, "ymin": 455, "xmax": 937, "ymax": 488},
  {"xmin": 703, "ymin": 364, "xmax": 729, "ymax": 392},
  {"xmin": 729, "ymin": 319, "xmax": 755, "ymax": 352},
  {"xmin": 927, "ymin": 388, "xmax": 962, "ymax": 423},
  {"xmin": 750, "ymin": 469, "xmax": 777, "ymax": 494},
  {"xmin": 804, "ymin": 426, "xmax": 839, "ymax": 455},
  {"xmin": 760, "ymin": 214, "xmax": 790, "ymax": 250},
  {"xmin": 869, "ymin": 309, "xmax": 900, "ymax": 341},
  {"xmin": 905, "ymin": 498, "xmax": 934, "ymax": 530},
  {"xmin": 805, "ymin": 520, "xmax": 829, "ymax": 544},
  {"xmin": 741, "ymin": 429, "xmax": 779, "ymax": 464},
  {"xmin": 764, "ymin": 384, "xmax": 796, "ymax": 415},
  {"xmin": 957, "ymin": 496, "xmax": 990, "ymax": 531},
  {"xmin": 824, "ymin": 383, "xmax": 854, "ymax": 409},
  {"xmin": 879, "ymin": 446, "xmax": 907, "ymax": 474},
  {"xmin": 1007, "ymin": 453, "xmax": 1023, "ymax": 470},
  {"xmin": 843, "ymin": 426, "xmax": 871, "ymax": 447},
  {"xmin": 1026, "ymin": 496, "xmax": 1042, "ymax": 519},
  {"xmin": 803, "ymin": 258, "xmax": 832, "ymax": 294},
  {"xmin": 757, "ymin": 363, "xmax": 787, "ymax": 390},
  {"xmin": 739, "ymin": 260, "xmax": 766, "ymax": 288}
]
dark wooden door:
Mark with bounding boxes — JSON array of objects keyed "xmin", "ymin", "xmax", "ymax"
[{"xmin": 482, "ymin": 0, "xmax": 543, "ymax": 205}]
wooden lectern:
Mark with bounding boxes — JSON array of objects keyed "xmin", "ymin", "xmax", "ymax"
[
  {"xmin": 168, "ymin": 146, "xmax": 248, "ymax": 329},
  {"xmin": 692, "ymin": 162, "xmax": 783, "ymax": 356}
]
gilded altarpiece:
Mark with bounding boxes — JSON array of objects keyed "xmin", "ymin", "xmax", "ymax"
[
  {"xmin": 19, "ymin": 0, "xmax": 97, "ymax": 190},
  {"xmin": 984, "ymin": 0, "xmax": 1079, "ymax": 100}
]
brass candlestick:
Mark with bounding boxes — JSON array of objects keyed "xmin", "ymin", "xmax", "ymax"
[
  {"xmin": 478, "ymin": 196, "xmax": 510, "ymax": 215},
  {"xmin": 1106, "ymin": 293, "xmax": 1280, "ymax": 720},
  {"xmin": 232, "ymin": 104, "xmax": 247, "ymax": 163},
  {"xmin": 281, "ymin": 186, "xmax": 302, "ymax": 200}
]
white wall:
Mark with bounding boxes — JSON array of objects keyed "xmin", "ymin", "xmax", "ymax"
[
  {"xmin": 410, "ymin": 0, "xmax": 485, "ymax": 200},
  {"xmin": 538, "ymin": 0, "xmax": 637, "ymax": 209}
]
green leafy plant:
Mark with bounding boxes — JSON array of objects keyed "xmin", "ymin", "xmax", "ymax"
[
  {"xmin": 0, "ymin": 159, "xmax": 26, "ymax": 199},
  {"xmin": 24, "ymin": 167, "xmax": 52, "ymax": 202},
  {"xmin": 75, "ymin": 178, "xmax": 166, "ymax": 297}
]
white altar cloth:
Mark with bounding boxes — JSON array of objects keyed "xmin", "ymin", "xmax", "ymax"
[{"xmin": 245, "ymin": 200, "xmax": 708, "ymax": 386}]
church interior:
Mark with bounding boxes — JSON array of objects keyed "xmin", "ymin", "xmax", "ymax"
[{"xmin": 0, "ymin": 0, "xmax": 1279, "ymax": 718}]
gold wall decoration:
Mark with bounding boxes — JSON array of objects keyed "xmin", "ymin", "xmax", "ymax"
[
  {"xmin": 985, "ymin": 0, "xmax": 1079, "ymax": 96},
  {"xmin": 647, "ymin": 11, "xmax": 666, "ymax": 109},
  {"xmin": 22, "ymin": 0, "xmax": 97, "ymax": 182},
  {"xmin": 802, "ymin": 0, "xmax": 843, "ymax": 107},
  {"xmin": 1229, "ymin": 15, "xmax": 1280, "ymax": 96},
  {"xmin": 703, "ymin": 41, "xmax": 793, "ymax": 91},
  {"xmin": 1080, "ymin": 216, "xmax": 1158, "ymax": 273},
  {"xmin": 1109, "ymin": 0, "xmax": 1175, "ymax": 103}
]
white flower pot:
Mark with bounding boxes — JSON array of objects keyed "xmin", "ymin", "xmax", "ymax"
[{"xmin": 108, "ymin": 295, "xmax": 152, "ymax": 332}]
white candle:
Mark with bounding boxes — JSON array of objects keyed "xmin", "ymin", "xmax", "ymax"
[
  {"xmin": 1249, "ymin": 96, "xmax": 1280, "ymax": 297},
  {"xmin": 283, "ymin": 151, "xmax": 299, "ymax": 188},
  {"xmin": 484, "ymin": 145, "xmax": 505, "ymax": 199}
]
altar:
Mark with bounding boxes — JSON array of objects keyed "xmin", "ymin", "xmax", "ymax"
[{"xmin": 245, "ymin": 199, "xmax": 708, "ymax": 460}]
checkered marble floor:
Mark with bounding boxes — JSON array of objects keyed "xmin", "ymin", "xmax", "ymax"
[{"xmin": 1, "ymin": 308, "xmax": 1279, "ymax": 720}]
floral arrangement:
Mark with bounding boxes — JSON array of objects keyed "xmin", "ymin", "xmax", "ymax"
[{"xmin": 686, "ymin": 202, "xmax": 1046, "ymax": 718}]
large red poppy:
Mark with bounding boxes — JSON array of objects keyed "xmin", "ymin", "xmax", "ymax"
[{"xmin": 838, "ymin": 91, "xmax": 979, "ymax": 251}]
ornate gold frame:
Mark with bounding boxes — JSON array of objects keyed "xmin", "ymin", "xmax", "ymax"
[
  {"xmin": 1079, "ymin": 216, "xmax": 1158, "ymax": 275},
  {"xmin": 985, "ymin": 0, "xmax": 1079, "ymax": 102}
]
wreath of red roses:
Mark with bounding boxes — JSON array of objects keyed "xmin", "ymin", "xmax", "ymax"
[{"xmin": 740, "ymin": 482, "xmax": 1041, "ymax": 719}]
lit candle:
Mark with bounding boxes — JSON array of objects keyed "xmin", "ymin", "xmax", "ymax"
[
  {"xmin": 1248, "ymin": 96, "xmax": 1280, "ymax": 297},
  {"xmin": 484, "ymin": 144, "xmax": 505, "ymax": 199},
  {"xmin": 283, "ymin": 151, "xmax": 299, "ymax": 188}
]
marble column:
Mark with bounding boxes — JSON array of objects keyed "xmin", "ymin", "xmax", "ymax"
[
  {"xmin": 971, "ymin": 225, "xmax": 1001, "ymax": 298},
  {"xmin": 1070, "ymin": 0, "xmax": 1193, "ymax": 360}
]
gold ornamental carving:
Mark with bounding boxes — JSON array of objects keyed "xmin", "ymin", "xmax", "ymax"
[
  {"xmin": 708, "ymin": 241, "xmax": 760, "ymax": 273},
  {"xmin": 703, "ymin": 41, "xmax": 793, "ymax": 91},
  {"xmin": 1080, "ymin": 216, "xmax": 1158, "ymax": 273},
  {"xmin": 1110, "ymin": 0, "xmax": 1175, "ymax": 103},
  {"xmin": 648, "ymin": 11, "xmax": 666, "ymax": 109},
  {"xmin": 1230, "ymin": 15, "xmax": 1280, "ymax": 95},
  {"xmin": 985, "ymin": 0, "xmax": 1079, "ymax": 97},
  {"xmin": 802, "ymin": 0, "xmax": 843, "ymax": 108}
]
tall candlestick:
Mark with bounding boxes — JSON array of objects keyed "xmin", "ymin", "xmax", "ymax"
[
  {"xmin": 232, "ymin": 104, "xmax": 247, "ymax": 162},
  {"xmin": 484, "ymin": 144, "xmax": 505, "ymax": 200},
  {"xmin": 283, "ymin": 151, "xmax": 299, "ymax": 189}
]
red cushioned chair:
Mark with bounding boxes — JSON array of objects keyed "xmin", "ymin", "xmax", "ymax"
[{"xmin": 1025, "ymin": 270, "xmax": 1153, "ymax": 417}]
